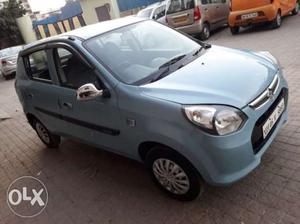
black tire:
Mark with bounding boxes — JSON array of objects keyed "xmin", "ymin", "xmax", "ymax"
[
  {"xmin": 145, "ymin": 146, "xmax": 203, "ymax": 201},
  {"xmin": 33, "ymin": 119, "xmax": 61, "ymax": 148},
  {"xmin": 292, "ymin": 3, "xmax": 299, "ymax": 15},
  {"xmin": 200, "ymin": 23, "xmax": 210, "ymax": 40},
  {"xmin": 230, "ymin": 26, "xmax": 240, "ymax": 35},
  {"xmin": 271, "ymin": 12, "xmax": 282, "ymax": 28}
]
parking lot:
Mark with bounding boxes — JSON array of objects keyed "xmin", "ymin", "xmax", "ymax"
[{"xmin": 0, "ymin": 14, "xmax": 300, "ymax": 224}]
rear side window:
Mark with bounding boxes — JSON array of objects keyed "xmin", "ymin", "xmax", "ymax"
[
  {"xmin": 26, "ymin": 50, "xmax": 52, "ymax": 83},
  {"xmin": 167, "ymin": 0, "xmax": 195, "ymax": 14}
]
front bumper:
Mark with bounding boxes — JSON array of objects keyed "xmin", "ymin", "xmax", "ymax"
[{"xmin": 185, "ymin": 72, "xmax": 288, "ymax": 185}]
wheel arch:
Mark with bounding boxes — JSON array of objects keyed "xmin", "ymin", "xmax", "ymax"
[{"xmin": 26, "ymin": 113, "xmax": 38, "ymax": 128}]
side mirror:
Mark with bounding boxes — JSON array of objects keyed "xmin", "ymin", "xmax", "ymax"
[{"xmin": 76, "ymin": 83, "xmax": 103, "ymax": 101}]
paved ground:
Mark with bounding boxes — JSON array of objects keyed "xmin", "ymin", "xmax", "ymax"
[{"xmin": 1, "ymin": 14, "xmax": 300, "ymax": 224}]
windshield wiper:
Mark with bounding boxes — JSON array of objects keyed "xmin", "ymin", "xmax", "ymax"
[
  {"xmin": 159, "ymin": 54, "xmax": 187, "ymax": 69},
  {"xmin": 149, "ymin": 67, "xmax": 170, "ymax": 83},
  {"xmin": 193, "ymin": 46, "xmax": 204, "ymax": 56}
]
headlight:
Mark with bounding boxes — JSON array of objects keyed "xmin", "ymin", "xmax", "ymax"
[{"xmin": 184, "ymin": 105, "xmax": 247, "ymax": 135}]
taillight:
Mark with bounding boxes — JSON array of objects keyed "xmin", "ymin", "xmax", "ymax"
[{"xmin": 194, "ymin": 6, "xmax": 201, "ymax": 21}]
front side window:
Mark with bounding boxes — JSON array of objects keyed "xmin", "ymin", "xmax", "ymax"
[
  {"xmin": 27, "ymin": 50, "xmax": 52, "ymax": 82},
  {"xmin": 167, "ymin": 0, "xmax": 195, "ymax": 14},
  {"xmin": 84, "ymin": 21, "xmax": 199, "ymax": 85},
  {"xmin": 54, "ymin": 48, "xmax": 100, "ymax": 89}
]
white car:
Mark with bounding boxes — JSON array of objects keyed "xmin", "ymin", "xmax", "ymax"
[
  {"xmin": 0, "ymin": 45, "xmax": 24, "ymax": 80},
  {"xmin": 137, "ymin": 1, "xmax": 167, "ymax": 24}
]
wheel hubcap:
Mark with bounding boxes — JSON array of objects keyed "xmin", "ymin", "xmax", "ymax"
[
  {"xmin": 204, "ymin": 27, "xmax": 209, "ymax": 38},
  {"xmin": 36, "ymin": 123, "xmax": 50, "ymax": 144},
  {"xmin": 277, "ymin": 14, "xmax": 281, "ymax": 25},
  {"xmin": 152, "ymin": 159, "xmax": 190, "ymax": 195}
]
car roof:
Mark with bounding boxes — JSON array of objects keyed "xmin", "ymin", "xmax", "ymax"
[{"xmin": 23, "ymin": 17, "xmax": 146, "ymax": 51}]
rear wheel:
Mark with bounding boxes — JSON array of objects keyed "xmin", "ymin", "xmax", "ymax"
[
  {"xmin": 292, "ymin": 3, "xmax": 299, "ymax": 15},
  {"xmin": 230, "ymin": 26, "xmax": 240, "ymax": 35},
  {"xmin": 271, "ymin": 12, "xmax": 281, "ymax": 28},
  {"xmin": 200, "ymin": 23, "xmax": 210, "ymax": 40},
  {"xmin": 34, "ymin": 119, "xmax": 61, "ymax": 148},
  {"xmin": 145, "ymin": 146, "xmax": 203, "ymax": 201}
]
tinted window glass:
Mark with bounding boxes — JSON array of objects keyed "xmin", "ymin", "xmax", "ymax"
[
  {"xmin": 167, "ymin": 0, "xmax": 195, "ymax": 14},
  {"xmin": 55, "ymin": 48, "xmax": 100, "ymax": 89},
  {"xmin": 28, "ymin": 50, "xmax": 52, "ymax": 82},
  {"xmin": 201, "ymin": 0, "xmax": 211, "ymax": 4},
  {"xmin": 153, "ymin": 5, "xmax": 166, "ymax": 19}
]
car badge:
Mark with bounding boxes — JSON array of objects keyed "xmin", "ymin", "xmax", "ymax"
[{"xmin": 267, "ymin": 88, "xmax": 275, "ymax": 100}]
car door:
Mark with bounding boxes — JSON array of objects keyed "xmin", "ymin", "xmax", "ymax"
[
  {"xmin": 216, "ymin": 0, "xmax": 230, "ymax": 25},
  {"xmin": 280, "ymin": 0, "xmax": 290, "ymax": 15},
  {"xmin": 22, "ymin": 48, "xmax": 65, "ymax": 134},
  {"xmin": 166, "ymin": 0, "xmax": 196, "ymax": 28},
  {"xmin": 50, "ymin": 45, "xmax": 124, "ymax": 152},
  {"xmin": 209, "ymin": 0, "xmax": 228, "ymax": 27},
  {"xmin": 201, "ymin": 0, "xmax": 218, "ymax": 28}
]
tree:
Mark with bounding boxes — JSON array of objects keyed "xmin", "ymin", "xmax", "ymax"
[{"xmin": 0, "ymin": 0, "xmax": 26, "ymax": 48}]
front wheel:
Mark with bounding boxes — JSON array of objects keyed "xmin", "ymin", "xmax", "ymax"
[
  {"xmin": 145, "ymin": 146, "xmax": 203, "ymax": 201},
  {"xmin": 34, "ymin": 119, "xmax": 61, "ymax": 148},
  {"xmin": 271, "ymin": 12, "xmax": 282, "ymax": 28},
  {"xmin": 292, "ymin": 3, "xmax": 299, "ymax": 15}
]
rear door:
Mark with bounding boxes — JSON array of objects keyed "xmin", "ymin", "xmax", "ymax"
[
  {"xmin": 22, "ymin": 49, "xmax": 64, "ymax": 134},
  {"xmin": 216, "ymin": 0, "xmax": 230, "ymax": 24},
  {"xmin": 166, "ymin": 0, "xmax": 196, "ymax": 28}
]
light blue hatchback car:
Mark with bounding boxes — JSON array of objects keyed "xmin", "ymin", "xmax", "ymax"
[{"xmin": 15, "ymin": 17, "xmax": 288, "ymax": 201}]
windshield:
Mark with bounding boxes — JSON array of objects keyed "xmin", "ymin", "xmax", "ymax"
[
  {"xmin": 0, "ymin": 45, "xmax": 23, "ymax": 58},
  {"xmin": 84, "ymin": 21, "xmax": 200, "ymax": 85},
  {"xmin": 137, "ymin": 8, "xmax": 153, "ymax": 18}
]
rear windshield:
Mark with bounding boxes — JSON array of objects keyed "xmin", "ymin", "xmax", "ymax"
[
  {"xmin": 167, "ymin": 0, "xmax": 195, "ymax": 14},
  {"xmin": 231, "ymin": 0, "xmax": 271, "ymax": 11},
  {"xmin": 0, "ymin": 46, "xmax": 23, "ymax": 58}
]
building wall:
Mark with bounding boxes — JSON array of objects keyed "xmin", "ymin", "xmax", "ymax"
[{"xmin": 80, "ymin": 0, "xmax": 120, "ymax": 25}]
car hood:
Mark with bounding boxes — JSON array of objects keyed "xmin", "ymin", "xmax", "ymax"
[{"xmin": 141, "ymin": 46, "xmax": 279, "ymax": 108}]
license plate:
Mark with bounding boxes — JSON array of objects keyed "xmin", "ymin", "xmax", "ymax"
[
  {"xmin": 241, "ymin": 12, "xmax": 258, "ymax": 20},
  {"xmin": 262, "ymin": 99, "xmax": 285, "ymax": 139}
]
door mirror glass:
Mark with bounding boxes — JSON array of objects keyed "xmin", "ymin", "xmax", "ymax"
[{"xmin": 77, "ymin": 83, "xmax": 103, "ymax": 101}]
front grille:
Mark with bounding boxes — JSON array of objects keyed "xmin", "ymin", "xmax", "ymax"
[
  {"xmin": 249, "ymin": 74, "xmax": 280, "ymax": 110},
  {"xmin": 251, "ymin": 88, "xmax": 288, "ymax": 154}
]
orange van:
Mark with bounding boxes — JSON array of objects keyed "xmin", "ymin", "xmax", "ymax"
[{"xmin": 229, "ymin": 0, "xmax": 299, "ymax": 34}]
